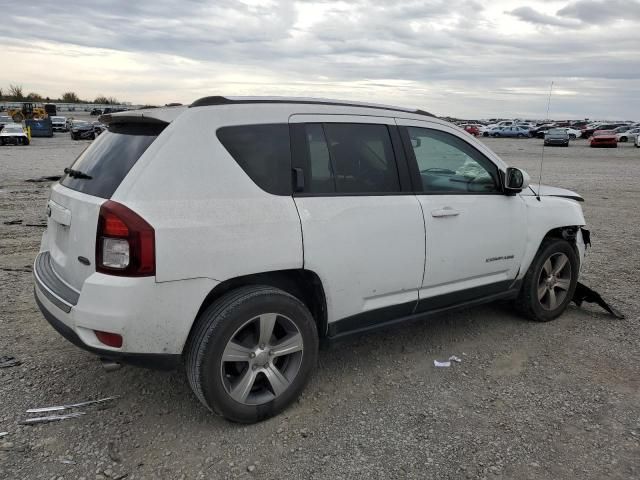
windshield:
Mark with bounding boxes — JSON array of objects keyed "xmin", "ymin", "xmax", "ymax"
[
  {"xmin": 3, "ymin": 126, "xmax": 23, "ymax": 133},
  {"xmin": 51, "ymin": 116, "xmax": 65, "ymax": 122},
  {"xmin": 548, "ymin": 129, "xmax": 566, "ymax": 135},
  {"xmin": 594, "ymin": 131, "xmax": 613, "ymax": 136}
]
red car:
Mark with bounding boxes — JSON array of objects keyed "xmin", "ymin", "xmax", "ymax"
[
  {"xmin": 463, "ymin": 125, "xmax": 480, "ymax": 136},
  {"xmin": 590, "ymin": 130, "xmax": 618, "ymax": 148}
]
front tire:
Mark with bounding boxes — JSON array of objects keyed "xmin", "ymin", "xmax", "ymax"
[
  {"xmin": 186, "ymin": 286, "xmax": 319, "ymax": 423},
  {"xmin": 515, "ymin": 239, "xmax": 578, "ymax": 322},
  {"xmin": 619, "ymin": 136, "xmax": 627, "ymax": 142}
]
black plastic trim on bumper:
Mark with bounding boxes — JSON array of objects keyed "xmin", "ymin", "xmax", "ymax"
[
  {"xmin": 33, "ymin": 251, "xmax": 78, "ymax": 313},
  {"xmin": 34, "ymin": 288, "xmax": 181, "ymax": 370}
]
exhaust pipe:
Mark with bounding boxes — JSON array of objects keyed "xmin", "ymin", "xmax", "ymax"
[{"xmin": 100, "ymin": 358, "xmax": 122, "ymax": 372}]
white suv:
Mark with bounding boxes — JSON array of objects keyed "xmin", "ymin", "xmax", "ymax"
[{"xmin": 34, "ymin": 96, "xmax": 588, "ymax": 423}]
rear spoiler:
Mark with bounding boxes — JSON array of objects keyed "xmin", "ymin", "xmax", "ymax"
[
  {"xmin": 99, "ymin": 106, "xmax": 187, "ymax": 126},
  {"xmin": 99, "ymin": 113, "xmax": 168, "ymax": 126}
]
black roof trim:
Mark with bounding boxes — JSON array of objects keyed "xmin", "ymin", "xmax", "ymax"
[{"xmin": 189, "ymin": 96, "xmax": 435, "ymax": 118}]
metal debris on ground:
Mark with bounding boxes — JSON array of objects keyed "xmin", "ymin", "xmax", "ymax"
[
  {"xmin": 26, "ymin": 395, "xmax": 120, "ymax": 413},
  {"xmin": 449, "ymin": 355, "xmax": 462, "ymax": 363},
  {"xmin": 20, "ymin": 412, "xmax": 86, "ymax": 425},
  {"xmin": 0, "ymin": 356, "xmax": 21, "ymax": 368},
  {"xmin": 0, "ymin": 432, "xmax": 8, "ymax": 437},
  {"xmin": 572, "ymin": 282, "xmax": 625, "ymax": 319}
]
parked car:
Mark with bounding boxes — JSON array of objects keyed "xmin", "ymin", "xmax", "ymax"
[
  {"xmin": 482, "ymin": 126, "xmax": 504, "ymax": 137},
  {"xmin": 616, "ymin": 128, "xmax": 640, "ymax": 143},
  {"xmin": 492, "ymin": 126, "xmax": 530, "ymax": 138},
  {"xmin": 0, "ymin": 123, "xmax": 29, "ymax": 145},
  {"xmin": 589, "ymin": 130, "xmax": 617, "ymax": 148},
  {"xmin": 90, "ymin": 108, "xmax": 103, "ymax": 116},
  {"xmin": 562, "ymin": 128, "xmax": 582, "ymax": 140},
  {"xmin": 635, "ymin": 135, "xmax": 640, "ymax": 148},
  {"xmin": 69, "ymin": 120, "xmax": 96, "ymax": 140},
  {"xmin": 544, "ymin": 128, "xmax": 570, "ymax": 147},
  {"xmin": 531, "ymin": 124, "xmax": 556, "ymax": 138},
  {"xmin": 50, "ymin": 116, "xmax": 68, "ymax": 132},
  {"xmin": 33, "ymin": 97, "xmax": 589, "ymax": 423},
  {"xmin": 581, "ymin": 123, "xmax": 625, "ymax": 138},
  {"xmin": 462, "ymin": 124, "xmax": 480, "ymax": 136}
]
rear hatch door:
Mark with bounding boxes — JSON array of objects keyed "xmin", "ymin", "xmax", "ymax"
[{"xmin": 44, "ymin": 121, "xmax": 166, "ymax": 291}]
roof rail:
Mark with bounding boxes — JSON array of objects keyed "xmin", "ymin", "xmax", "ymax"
[{"xmin": 189, "ymin": 96, "xmax": 435, "ymax": 118}]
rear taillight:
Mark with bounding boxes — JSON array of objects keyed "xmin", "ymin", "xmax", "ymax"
[{"xmin": 96, "ymin": 200, "xmax": 155, "ymax": 276}]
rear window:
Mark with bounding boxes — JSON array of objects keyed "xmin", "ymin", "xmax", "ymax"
[
  {"xmin": 216, "ymin": 124, "xmax": 291, "ymax": 195},
  {"xmin": 61, "ymin": 123, "xmax": 165, "ymax": 199}
]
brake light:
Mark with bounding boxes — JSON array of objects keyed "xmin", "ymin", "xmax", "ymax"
[{"xmin": 96, "ymin": 200, "xmax": 155, "ymax": 276}]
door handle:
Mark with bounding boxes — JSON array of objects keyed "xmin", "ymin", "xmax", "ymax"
[{"xmin": 431, "ymin": 207, "xmax": 460, "ymax": 218}]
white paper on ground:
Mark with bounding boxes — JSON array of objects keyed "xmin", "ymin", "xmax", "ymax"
[{"xmin": 433, "ymin": 360, "xmax": 451, "ymax": 367}]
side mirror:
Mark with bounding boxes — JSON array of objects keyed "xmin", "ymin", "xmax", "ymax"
[{"xmin": 504, "ymin": 167, "xmax": 530, "ymax": 193}]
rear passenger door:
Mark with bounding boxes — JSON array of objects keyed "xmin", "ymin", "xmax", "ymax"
[{"xmin": 289, "ymin": 115, "xmax": 425, "ymax": 335}]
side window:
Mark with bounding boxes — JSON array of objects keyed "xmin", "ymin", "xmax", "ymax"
[
  {"xmin": 303, "ymin": 123, "xmax": 401, "ymax": 194},
  {"xmin": 216, "ymin": 124, "xmax": 291, "ymax": 195},
  {"xmin": 406, "ymin": 126, "xmax": 500, "ymax": 194}
]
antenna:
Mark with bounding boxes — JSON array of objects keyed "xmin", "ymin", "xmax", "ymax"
[{"xmin": 537, "ymin": 81, "xmax": 554, "ymax": 201}]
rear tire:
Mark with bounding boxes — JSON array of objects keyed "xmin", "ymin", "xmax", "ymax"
[
  {"xmin": 619, "ymin": 136, "xmax": 627, "ymax": 142},
  {"xmin": 515, "ymin": 239, "xmax": 578, "ymax": 322},
  {"xmin": 185, "ymin": 285, "xmax": 319, "ymax": 423}
]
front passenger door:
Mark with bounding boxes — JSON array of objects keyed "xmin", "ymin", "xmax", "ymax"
[{"xmin": 398, "ymin": 121, "xmax": 527, "ymax": 311}]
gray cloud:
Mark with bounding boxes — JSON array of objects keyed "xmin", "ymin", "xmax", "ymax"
[
  {"xmin": 558, "ymin": 0, "xmax": 640, "ymax": 24},
  {"xmin": 508, "ymin": 6, "xmax": 582, "ymax": 27}
]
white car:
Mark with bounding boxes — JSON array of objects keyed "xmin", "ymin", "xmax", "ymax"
[
  {"xmin": 561, "ymin": 128, "xmax": 582, "ymax": 140},
  {"xmin": 50, "ymin": 116, "xmax": 68, "ymax": 132},
  {"xmin": 0, "ymin": 123, "xmax": 29, "ymax": 145},
  {"xmin": 635, "ymin": 135, "xmax": 640, "ymax": 147},
  {"xmin": 617, "ymin": 128, "xmax": 640, "ymax": 143},
  {"xmin": 33, "ymin": 97, "xmax": 589, "ymax": 423}
]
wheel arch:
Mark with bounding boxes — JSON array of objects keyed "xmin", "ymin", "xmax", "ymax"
[{"xmin": 183, "ymin": 268, "xmax": 328, "ymax": 355}]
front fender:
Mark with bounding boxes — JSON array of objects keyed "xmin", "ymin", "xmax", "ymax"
[{"xmin": 517, "ymin": 196, "xmax": 586, "ymax": 279}]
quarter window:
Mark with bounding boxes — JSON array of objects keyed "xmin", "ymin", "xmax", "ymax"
[
  {"xmin": 406, "ymin": 127, "xmax": 500, "ymax": 194},
  {"xmin": 303, "ymin": 123, "xmax": 401, "ymax": 194},
  {"xmin": 217, "ymin": 124, "xmax": 291, "ymax": 195}
]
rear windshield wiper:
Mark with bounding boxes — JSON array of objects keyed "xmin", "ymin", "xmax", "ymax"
[{"xmin": 64, "ymin": 168, "xmax": 92, "ymax": 180}]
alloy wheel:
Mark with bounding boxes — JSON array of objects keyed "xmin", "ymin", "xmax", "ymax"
[
  {"xmin": 220, "ymin": 313, "xmax": 304, "ymax": 405},
  {"xmin": 537, "ymin": 252, "xmax": 572, "ymax": 310}
]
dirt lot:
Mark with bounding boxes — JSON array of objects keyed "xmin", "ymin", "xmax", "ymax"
[{"xmin": 1, "ymin": 130, "xmax": 639, "ymax": 480}]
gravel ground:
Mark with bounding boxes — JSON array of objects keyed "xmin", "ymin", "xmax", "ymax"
[{"xmin": 1, "ymin": 130, "xmax": 639, "ymax": 480}]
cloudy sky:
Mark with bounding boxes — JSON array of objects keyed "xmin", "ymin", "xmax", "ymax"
[{"xmin": 2, "ymin": 0, "xmax": 639, "ymax": 119}]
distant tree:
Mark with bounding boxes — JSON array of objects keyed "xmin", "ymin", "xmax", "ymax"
[
  {"xmin": 61, "ymin": 91, "xmax": 80, "ymax": 103},
  {"xmin": 0, "ymin": 87, "xmax": 3, "ymax": 100},
  {"xmin": 26, "ymin": 92, "xmax": 43, "ymax": 101},
  {"xmin": 94, "ymin": 95, "xmax": 120, "ymax": 105},
  {"xmin": 9, "ymin": 84, "xmax": 24, "ymax": 100}
]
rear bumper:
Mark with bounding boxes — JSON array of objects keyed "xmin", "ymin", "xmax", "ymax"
[
  {"xmin": 34, "ymin": 290, "xmax": 180, "ymax": 370},
  {"xmin": 33, "ymin": 251, "xmax": 218, "ymax": 364}
]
